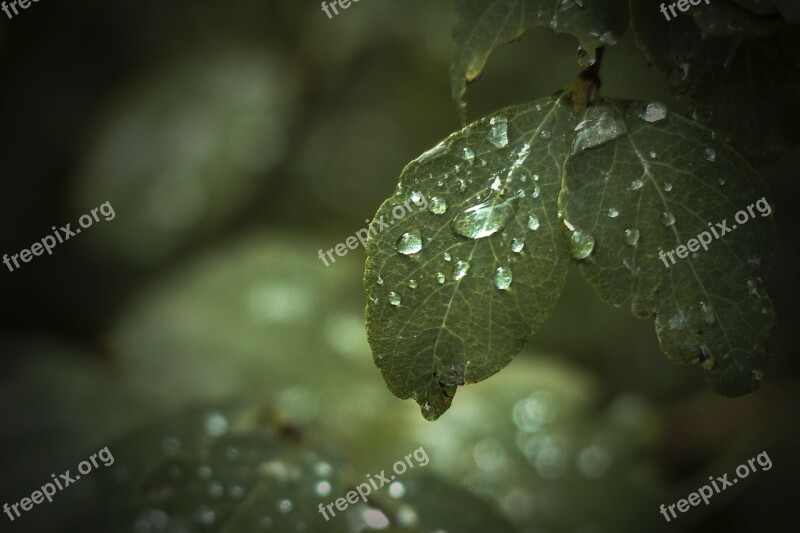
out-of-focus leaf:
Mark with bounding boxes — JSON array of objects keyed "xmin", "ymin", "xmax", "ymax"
[
  {"xmin": 629, "ymin": 0, "xmax": 800, "ymax": 164},
  {"xmin": 450, "ymin": 0, "xmax": 628, "ymax": 119},
  {"xmin": 691, "ymin": 1, "xmax": 789, "ymax": 37},
  {"xmin": 560, "ymin": 99, "xmax": 776, "ymax": 396},
  {"xmin": 365, "ymin": 96, "xmax": 574, "ymax": 420},
  {"xmin": 731, "ymin": 0, "xmax": 800, "ymax": 22}
]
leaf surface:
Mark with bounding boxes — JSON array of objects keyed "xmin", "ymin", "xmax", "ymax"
[
  {"xmin": 560, "ymin": 99, "xmax": 776, "ymax": 396},
  {"xmin": 365, "ymin": 96, "xmax": 575, "ymax": 420}
]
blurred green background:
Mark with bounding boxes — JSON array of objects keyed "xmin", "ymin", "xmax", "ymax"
[{"xmin": 1, "ymin": 1, "xmax": 798, "ymax": 531}]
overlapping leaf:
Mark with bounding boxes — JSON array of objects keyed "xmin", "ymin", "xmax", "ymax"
[
  {"xmin": 559, "ymin": 99, "xmax": 775, "ymax": 396},
  {"xmin": 629, "ymin": 0, "xmax": 800, "ymax": 164},
  {"xmin": 365, "ymin": 96, "xmax": 575, "ymax": 420},
  {"xmin": 451, "ymin": 0, "xmax": 628, "ymax": 119}
]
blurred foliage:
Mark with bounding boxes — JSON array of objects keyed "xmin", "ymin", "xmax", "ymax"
[{"xmin": 0, "ymin": 0, "xmax": 798, "ymax": 532}]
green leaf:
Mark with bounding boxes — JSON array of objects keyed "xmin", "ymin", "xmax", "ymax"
[
  {"xmin": 559, "ymin": 99, "xmax": 776, "ymax": 396},
  {"xmin": 629, "ymin": 0, "xmax": 800, "ymax": 164},
  {"xmin": 450, "ymin": 0, "xmax": 628, "ymax": 119},
  {"xmin": 365, "ymin": 95, "xmax": 574, "ymax": 421}
]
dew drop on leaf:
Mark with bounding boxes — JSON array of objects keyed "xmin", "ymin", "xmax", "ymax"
[
  {"xmin": 376, "ymin": 276, "xmax": 384, "ymax": 285},
  {"xmin": 527, "ymin": 215, "xmax": 540, "ymax": 231},
  {"xmin": 570, "ymin": 229, "xmax": 595, "ymax": 260},
  {"xmin": 571, "ymin": 105, "xmax": 625, "ymax": 154},
  {"xmin": 606, "ymin": 207, "xmax": 619, "ymax": 218},
  {"xmin": 453, "ymin": 260, "xmax": 470, "ymax": 280},
  {"xmin": 452, "ymin": 196, "xmax": 518, "ymax": 239},
  {"xmin": 461, "ymin": 147, "xmax": 475, "ymax": 164},
  {"xmin": 388, "ymin": 292, "xmax": 401, "ymax": 306},
  {"xmin": 624, "ymin": 228, "xmax": 640, "ymax": 246},
  {"xmin": 704, "ymin": 147, "xmax": 716, "ymax": 162},
  {"xmin": 409, "ymin": 190, "xmax": 425, "ymax": 207},
  {"xmin": 435, "ymin": 272, "xmax": 445, "ymax": 284},
  {"xmin": 395, "ymin": 230, "xmax": 423, "ymax": 255},
  {"xmin": 443, "ymin": 252, "xmax": 451, "ymax": 261},
  {"xmin": 649, "ymin": 150, "xmax": 657, "ymax": 159},
  {"xmin": 511, "ymin": 237, "xmax": 525, "ymax": 253},
  {"xmin": 487, "ymin": 116, "xmax": 509, "ymax": 148},
  {"xmin": 628, "ymin": 179, "xmax": 644, "ymax": 191},
  {"xmin": 663, "ymin": 180, "xmax": 673, "ymax": 192},
  {"xmin": 494, "ymin": 266, "xmax": 513, "ymax": 289},
  {"xmin": 407, "ymin": 279, "xmax": 418, "ymax": 289},
  {"xmin": 429, "ymin": 196, "xmax": 447, "ymax": 215},
  {"xmin": 661, "ymin": 211, "xmax": 676, "ymax": 226},
  {"xmin": 639, "ymin": 102, "xmax": 668, "ymax": 123}
]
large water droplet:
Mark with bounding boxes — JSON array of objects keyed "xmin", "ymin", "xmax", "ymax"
[
  {"xmin": 388, "ymin": 292, "xmax": 401, "ymax": 306},
  {"xmin": 396, "ymin": 230, "xmax": 423, "ymax": 255},
  {"xmin": 700, "ymin": 301, "xmax": 715, "ymax": 325},
  {"xmin": 571, "ymin": 105, "xmax": 625, "ymax": 154},
  {"xmin": 661, "ymin": 211, "xmax": 676, "ymax": 226},
  {"xmin": 511, "ymin": 237, "xmax": 525, "ymax": 253},
  {"xmin": 429, "ymin": 196, "xmax": 447, "ymax": 215},
  {"xmin": 452, "ymin": 195, "xmax": 519, "ymax": 239},
  {"xmin": 453, "ymin": 260, "xmax": 470, "ymax": 280},
  {"xmin": 462, "ymin": 147, "xmax": 475, "ymax": 164},
  {"xmin": 487, "ymin": 116, "xmax": 509, "ymax": 148},
  {"xmin": 527, "ymin": 215, "xmax": 540, "ymax": 231},
  {"xmin": 639, "ymin": 102, "xmax": 668, "ymax": 123},
  {"xmin": 568, "ymin": 226, "xmax": 595, "ymax": 260},
  {"xmin": 704, "ymin": 147, "xmax": 716, "ymax": 162},
  {"xmin": 628, "ymin": 179, "xmax": 644, "ymax": 191},
  {"xmin": 494, "ymin": 266, "xmax": 513, "ymax": 289},
  {"xmin": 624, "ymin": 228, "xmax": 640, "ymax": 246}
]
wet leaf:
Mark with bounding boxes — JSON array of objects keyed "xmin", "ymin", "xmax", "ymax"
[
  {"xmin": 559, "ymin": 99, "xmax": 776, "ymax": 396},
  {"xmin": 450, "ymin": 0, "xmax": 628, "ymax": 120},
  {"xmin": 629, "ymin": 0, "xmax": 800, "ymax": 164},
  {"xmin": 365, "ymin": 96, "xmax": 574, "ymax": 420}
]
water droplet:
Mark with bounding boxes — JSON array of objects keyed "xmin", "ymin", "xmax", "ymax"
[
  {"xmin": 461, "ymin": 147, "xmax": 475, "ymax": 164},
  {"xmin": 511, "ymin": 237, "xmax": 525, "ymax": 253},
  {"xmin": 278, "ymin": 499, "xmax": 293, "ymax": 514},
  {"xmin": 569, "ymin": 228, "xmax": 595, "ymax": 260},
  {"xmin": 453, "ymin": 260, "xmax": 470, "ymax": 281},
  {"xmin": 396, "ymin": 230, "xmax": 423, "ymax": 255},
  {"xmin": 628, "ymin": 179, "xmax": 643, "ymax": 191},
  {"xmin": 487, "ymin": 116, "xmax": 509, "ymax": 148},
  {"xmin": 639, "ymin": 102, "xmax": 668, "ymax": 123},
  {"xmin": 197, "ymin": 465, "xmax": 213, "ymax": 479},
  {"xmin": 315, "ymin": 481, "xmax": 332, "ymax": 497},
  {"xmin": 409, "ymin": 191, "xmax": 425, "ymax": 207},
  {"xmin": 388, "ymin": 481, "xmax": 406, "ymax": 499},
  {"xmin": 457, "ymin": 178, "xmax": 466, "ymax": 192},
  {"xmin": 571, "ymin": 105, "xmax": 625, "ymax": 154},
  {"xmin": 376, "ymin": 276, "xmax": 384, "ymax": 285},
  {"xmin": 539, "ymin": 130, "xmax": 551, "ymax": 140},
  {"xmin": 490, "ymin": 176, "xmax": 502, "ymax": 191},
  {"xmin": 624, "ymin": 228, "xmax": 640, "ymax": 246},
  {"xmin": 649, "ymin": 150, "xmax": 657, "ymax": 159},
  {"xmin": 229, "ymin": 484, "xmax": 245, "ymax": 499},
  {"xmin": 606, "ymin": 207, "xmax": 619, "ymax": 218},
  {"xmin": 196, "ymin": 505, "xmax": 216, "ymax": 525},
  {"xmin": 429, "ymin": 196, "xmax": 447, "ymax": 215},
  {"xmin": 700, "ymin": 301, "xmax": 715, "ymax": 325},
  {"xmin": 533, "ymin": 174, "xmax": 540, "ymax": 181},
  {"xmin": 452, "ymin": 195, "xmax": 519, "ymax": 239},
  {"xmin": 443, "ymin": 252, "xmax": 451, "ymax": 261},
  {"xmin": 209, "ymin": 481, "xmax": 224, "ymax": 497},
  {"xmin": 704, "ymin": 147, "xmax": 716, "ymax": 162},
  {"xmin": 388, "ymin": 292, "xmax": 401, "ymax": 306},
  {"xmin": 663, "ymin": 180, "xmax": 673, "ymax": 192},
  {"xmin": 661, "ymin": 211, "xmax": 676, "ymax": 226},
  {"xmin": 494, "ymin": 266, "xmax": 513, "ymax": 290},
  {"xmin": 436, "ymin": 272, "xmax": 445, "ymax": 284},
  {"xmin": 531, "ymin": 186, "xmax": 540, "ymax": 199},
  {"xmin": 527, "ymin": 215, "xmax": 540, "ymax": 231},
  {"xmin": 576, "ymin": 46, "xmax": 596, "ymax": 69},
  {"xmin": 407, "ymin": 279, "xmax": 418, "ymax": 289},
  {"xmin": 718, "ymin": 178, "xmax": 726, "ymax": 186}
]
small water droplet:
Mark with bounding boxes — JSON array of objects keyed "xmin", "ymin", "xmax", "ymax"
[
  {"xmin": 443, "ymin": 252, "xmax": 451, "ymax": 261},
  {"xmin": 487, "ymin": 116, "xmax": 509, "ymax": 148},
  {"xmin": 436, "ymin": 272, "xmax": 445, "ymax": 284},
  {"xmin": 718, "ymin": 178, "xmax": 726, "ymax": 186},
  {"xmin": 704, "ymin": 147, "xmax": 716, "ymax": 162},
  {"xmin": 624, "ymin": 228, "xmax": 640, "ymax": 246},
  {"xmin": 389, "ymin": 481, "xmax": 406, "ymax": 498},
  {"xmin": 204, "ymin": 412, "xmax": 229, "ymax": 437},
  {"xmin": 315, "ymin": 481, "xmax": 332, "ymax": 497},
  {"xmin": 429, "ymin": 196, "xmax": 447, "ymax": 215},
  {"xmin": 639, "ymin": 102, "xmax": 668, "ymax": 123},
  {"xmin": 494, "ymin": 266, "xmax": 513, "ymax": 290},
  {"xmin": 661, "ymin": 211, "xmax": 676, "ymax": 226},
  {"xmin": 377, "ymin": 276, "xmax": 384, "ymax": 285},
  {"xmin": 700, "ymin": 301, "xmax": 715, "ymax": 325},
  {"xmin": 490, "ymin": 176, "xmax": 502, "ymax": 191},
  {"xmin": 462, "ymin": 147, "xmax": 475, "ymax": 164},
  {"xmin": 229, "ymin": 484, "xmax": 245, "ymax": 499},
  {"xmin": 649, "ymin": 150, "xmax": 657, "ymax": 159},
  {"xmin": 453, "ymin": 260, "xmax": 470, "ymax": 281},
  {"xmin": 457, "ymin": 178, "xmax": 466, "ymax": 192},
  {"xmin": 278, "ymin": 499, "xmax": 293, "ymax": 514},
  {"xmin": 531, "ymin": 186, "xmax": 540, "ymax": 198},
  {"xmin": 511, "ymin": 237, "xmax": 525, "ymax": 253},
  {"xmin": 409, "ymin": 191, "xmax": 425, "ymax": 207},
  {"xmin": 396, "ymin": 230, "xmax": 423, "ymax": 255},
  {"xmin": 628, "ymin": 179, "xmax": 643, "ymax": 191},
  {"xmin": 569, "ymin": 227, "xmax": 595, "ymax": 260},
  {"xmin": 752, "ymin": 369, "xmax": 764, "ymax": 381},
  {"xmin": 407, "ymin": 279, "xmax": 418, "ymax": 289},
  {"xmin": 533, "ymin": 174, "xmax": 540, "ymax": 181},
  {"xmin": 539, "ymin": 130, "xmax": 551, "ymax": 140},
  {"xmin": 527, "ymin": 215, "xmax": 540, "ymax": 231},
  {"xmin": 606, "ymin": 207, "xmax": 619, "ymax": 218},
  {"xmin": 388, "ymin": 292, "xmax": 401, "ymax": 306}
]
